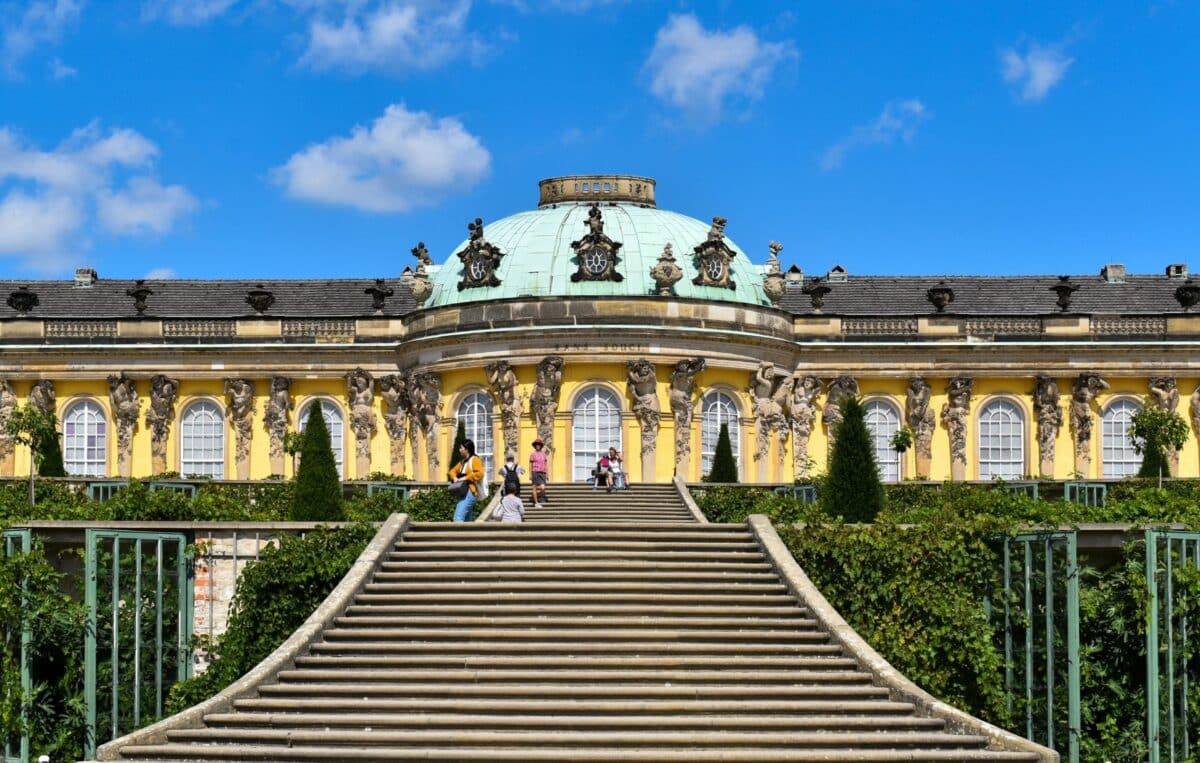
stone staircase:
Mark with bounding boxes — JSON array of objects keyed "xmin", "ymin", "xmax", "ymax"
[
  {"xmin": 101, "ymin": 508, "xmax": 1054, "ymax": 762},
  {"xmin": 518, "ymin": 482, "xmax": 696, "ymax": 523}
]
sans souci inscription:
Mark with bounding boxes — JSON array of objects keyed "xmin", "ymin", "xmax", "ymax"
[{"xmin": 554, "ymin": 343, "xmax": 648, "ymax": 354}]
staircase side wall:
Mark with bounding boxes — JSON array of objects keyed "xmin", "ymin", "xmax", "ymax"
[
  {"xmin": 746, "ymin": 515, "xmax": 1059, "ymax": 763},
  {"xmin": 94, "ymin": 512, "xmax": 412, "ymax": 761}
]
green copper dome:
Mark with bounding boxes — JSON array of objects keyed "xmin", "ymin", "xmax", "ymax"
[{"xmin": 424, "ymin": 175, "xmax": 769, "ymax": 308}]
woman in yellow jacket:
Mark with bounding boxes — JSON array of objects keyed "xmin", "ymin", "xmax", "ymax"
[{"xmin": 448, "ymin": 439, "xmax": 486, "ymax": 522}]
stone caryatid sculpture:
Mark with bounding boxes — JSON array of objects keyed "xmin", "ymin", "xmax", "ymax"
[
  {"xmin": 668, "ymin": 358, "xmax": 706, "ymax": 471},
  {"xmin": 627, "ymin": 359, "xmax": 661, "ymax": 478},
  {"xmin": 1149, "ymin": 376, "xmax": 1182, "ymax": 472},
  {"xmin": 412, "ymin": 371, "xmax": 442, "ymax": 476},
  {"xmin": 145, "ymin": 374, "xmax": 179, "ymax": 474},
  {"xmin": 789, "ymin": 374, "xmax": 821, "ymax": 479},
  {"xmin": 649, "ymin": 243, "xmax": 684, "ymax": 296},
  {"xmin": 749, "ymin": 363, "xmax": 791, "ymax": 477},
  {"xmin": 531, "ymin": 356, "xmax": 564, "ymax": 454},
  {"xmin": 905, "ymin": 377, "xmax": 935, "ymax": 479},
  {"xmin": 107, "ymin": 373, "xmax": 140, "ymax": 478},
  {"xmin": 1033, "ymin": 375, "xmax": 1062, "ymax": 478},
  {"xmin": 28, "ymin": 379, "xmax": 54, "ymax": 416},
  {"xmin": 1191, "ymin": 386, "xmax": 1200, "ymax": 454},
  {"xmin": 263, "ymin": 376, "xmax": 292, "ymax": 475},
  {"xmin": 224, "ymin": 378, "xmax": 256, "ymax": 480},
  {"xmin": 941, "ymin": 376, "xmax": 974, "ymax": 480},
  {"xmin": 378, "ymin": 374, "xmax": 409, "ymax": 476},
  {"xmin": 823, "ymin": 376, "xmax": 860, "ymax": 449},
  {"xmin": 1070, "ymin": 373, "xmax": 1109, "ymax": 477},
  {"xmin": 0, "ymin": 380, "xmax": 16, "ymax": 476},
  {"xmin": 486, "ymin": 361, "xmax": 523, "ymax": 458},
  {"xmin": 346, "ymin": 368, "xmax": 376, "ymax": 479}
]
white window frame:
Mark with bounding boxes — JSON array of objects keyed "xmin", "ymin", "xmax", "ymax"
[
  {"xmin": 864, "ymin": 398, "xmax": 903, "ymax": 483},
  {"xmin": 63, "ymin": 399, "xmax": 107, "ymax": 477},
  {"xmin": 1101, "ymin": 399, "xmax": 1143, "ymax": 478},
  {"xmin": 700, "ymin": 391, "xmax": 741, "ymax": 479},
  {"xmin": 299, "ymin": 398, "xmax": 345, "ymax": 478},
  {"xmin": 571, "ymin": 386, "xmax": 622, "ymax": 482},
  {"xmin": 978, "ymin": 399, "xmax": 1026, "ymax": 480},
  {"xmin": 180, "ymin": 400, "xmax": 225, "ymax": 479},
  {"xmin": 456, "ymin": 391, "xmax": 495, "ymax": 476}
]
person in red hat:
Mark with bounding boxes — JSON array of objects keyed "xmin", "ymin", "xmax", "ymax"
[{"xmin": 529, "ymin": 438, "xmax": 549, "ymax": 507}]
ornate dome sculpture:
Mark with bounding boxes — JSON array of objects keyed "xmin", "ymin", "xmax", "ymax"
[{"xmin": 425, "ymin": 174, "xmax": 769, "ymax": 308}]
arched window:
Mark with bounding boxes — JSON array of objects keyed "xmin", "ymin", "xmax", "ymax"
[
  {"xmin": 180, "ymin": 401, "xmax": 224, "ymax": 478},
  {"xmin": 700, "ymin": 391, "xmax": 740, "ymax": 478},
  {"xmin": 864, "ymin": 399, "xmax": 902, "ymax": 483},
  {"xmin": 978, "ymin": 399, "xmax": 1025, "ymax": 480},
  {"xmin": 572, "ymin": 387, "xmax": 621, "ymax": 482},
  {"xmin": 456, "ymin": 392, "xmax": 495, "ymax": 476},
  {"xmin": 299, "ymin": 399, "xmax": 345, "ymax": 478},
  {"xmin": 63, "ymin": 399, "xmax": 107, "ymax": 477},
  {"xmin": 1102, "ymin": 399, "xmax": 1143, "ymax": 477}
]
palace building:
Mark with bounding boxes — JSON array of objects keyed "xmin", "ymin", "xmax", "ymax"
[{"xmin": 1, "ymin": 173, "xmax": 1197, "ymax": 486}]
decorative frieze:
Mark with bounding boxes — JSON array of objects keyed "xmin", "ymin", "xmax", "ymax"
[
  {"xmin": 1090, "ymin": 316, "xmax": 1167, "ymax": 336},
  {"xmin": 46, "ymin": 320, "xmax": 117, "ymax": 338},
  {"xmin": 163, "ymin": 319, "xmax": 236, "ymax": 338},
  {"xmin": 842, "ymin": 318, "xmax": 917, "ymax": 336},
  {"xmin": 964, "ymin": 318, "xmax": 1041, "ymax": 338},
  {"xmin": 281, "ymin": 319, "xmax": 354, "ymax": 338}
]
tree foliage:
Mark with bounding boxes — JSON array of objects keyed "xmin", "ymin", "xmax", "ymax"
[
  {"xmin": 705, "ymin": 423, "xmax": 739, "ymax": 483},
  {"xmin": 450, "ymin": 420, "xmax": 468, "ymax": 463},
  {"xmin": 290, "ymin": 405, "xmax": 344, "ymax": 522},
  {"xmin": 5, "ymin": 405, "xmax": 64, "ymax": 503},
  {"xmin": 1130, "ymin": 407, "xmax": 1189, "ymax": 480},
  {"xmin": 820, "ymin": 396, "xmax": 886, "ymax": 522}
]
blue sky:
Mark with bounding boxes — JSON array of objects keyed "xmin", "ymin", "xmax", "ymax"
[{"xmin": 0, "ymin": 0, "xmax": 1197, "ymax": 280}]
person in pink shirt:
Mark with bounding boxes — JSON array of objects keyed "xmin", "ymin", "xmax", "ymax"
[{"xmin": 529, "ymin": 438, "xmax": 549, "ymax": 507}]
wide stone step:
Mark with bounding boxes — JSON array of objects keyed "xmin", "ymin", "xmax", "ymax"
[
  {"xmin": 318, "ymin": 627, "xmax": 826, "ymax": 642},
  {"xmin": 403, "ymin": 531, "xmax": 748, "ymax": 542},
  {"xmin": 377, "ymin": 560, "xmax": 774, "ymax": 572},
  {"xmin": 273, "ymin": 668, "xmax": 869, "ymax": 684},
  {"xmin": 231, "ymin": 697, "xmax": 918, "ymax": 716},
  {"xmin": 292, "ymin": 654, "xmax": 854, "ymax": 670},
  {"xmin": 340, "ymin": 604, "xmax": 805, "ymax": 617},
  {"xmin": 307, "ymin": 641, "xmax": 842, "ymax": 656},
  {"xmin": 201, "ymin": 712, "xmax": 942, "ymax": 732},
  {"xmin": 391, "ymin": 550, "xmax": 760, "ymax": 561},
  {"xmin": 254, "ymin": 683, "xmax": 891, "ymax": 699},
  {"xmin": 331, "ymin": 615, "xmax": 818, "ymax": 629},
  {"xmin": 370, "ymin": 571, "xmax": 780, "ymax": 584},
  {"xmin": 363, "ymin": 581, "xmax": 788, "ymax": 594},
  {"xmin": 393, "ymin": 540, "xmax": 753, "ymax": 550},
  {"xmin": 351, "ymin": 592, "xmax": 800, "ymax": 605},
  {"xmin": 117, "ymin": 744, "xmax": 1041, "ymax": 761},
  {"xmin": 161, "ymin": 728, "xmax": 992, "ymax": 749},
  {"xmin": 405, "ymin": 522, "xmax": 739, "ymax": 532}
]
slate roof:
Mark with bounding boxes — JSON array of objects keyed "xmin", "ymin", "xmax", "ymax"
[
  {"xmin": 0, "ymin": 278, "xmax": 417, "ymax": 319},
  {"xmin": 778, "ymin": 274, "xmax": 1198, "ymax": 316}
]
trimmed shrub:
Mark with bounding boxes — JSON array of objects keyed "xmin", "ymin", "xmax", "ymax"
[
  {"xmin": 450, "ymin": 420, "xmax": 468, "ymax": 464},
  {"xmin": 37, "ymin": 429, "xmax": 65, "ymax": 478},
  {"xmin": 290, "ymin": 406, "xmax": 344, "ymax": 522},
  {"xmin": 705, "ymin": 423, "xmax": 739, "ymax": 483},
  {"xmin": 820, "ymin": 397, "xmax": 885, "ymax": 522}
]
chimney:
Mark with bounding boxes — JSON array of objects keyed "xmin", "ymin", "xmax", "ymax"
[
  {"xmin": 74, "ymin": 268, "xmax": 98, "ymax": 288},
  {"xmin": 1100, "ymin": 264, "xmax": 1126, "ymax": 284},
  {"xmin": 827, "ymin": 264, "xmax": 848, "ymax": 283},
  {"xmin": 785, "ymin": 264, "xmax": 804, "ymax": 287},
  {"xmin": 1167, "ymin": 263, "xmax": 1188, "ymax": 279}
]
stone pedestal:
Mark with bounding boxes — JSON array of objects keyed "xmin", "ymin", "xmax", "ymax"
[
  {"xmin": 118, "ymin": 449, "xmax": 132, "ymax": 479},
  {"xmin": 152, "ymin": 450, "xmax": 168, "ymax": 476},
  {"xmin": 640, "ymin": 450, "xmax": 656, "ymax": 483},
  {"xmin": 950, "ymin": 459, "xmax": 966, "ymax": 481},
  {"xmin": 235, "ymin": 454, "xmax": 250, "ymax": 480},
  {"xmin": 357, "ymin": 453, "xmax": 371, "ymax": 480},
  {"xmin": 0, "ymin": 451, "xmax": 13, "ymax": 478},
  {"xmin": 1039, "ymin": 455, "xmax": 1054, "ymax": 479},
  {"xmin": 269, "ymin": 452, "xmax": 285, "ymax": 477},
  {"xmin": 915, "ymin": 453, "xmax": 931, "ymax": 480},
  {"xmin": 1074, "ymin": 452, "xmax": 1090, "ymax": 480}
]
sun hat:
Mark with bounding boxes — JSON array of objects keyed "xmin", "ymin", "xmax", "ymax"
[{"xmin": 532, "ymin": 438, "xmax": 544, "ymax": 446}]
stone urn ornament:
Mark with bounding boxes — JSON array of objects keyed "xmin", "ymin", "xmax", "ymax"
[
  {"xmin": 762, "ymin": 240, "xmax": 786, "ymax": 305},
  {"xmin": 1051, "ymin": 276, "xmax": 1079, "ymax": 312},
  {"xmin": 649, "ymin": 243, "xmax": 683, "ymax": 296},
  {"xmin": 926, "ymin": 281, "xmax": 954, "ymax": 313},
  {"xmin": 1176, "ymin": 279, "xmax": 1200, "ymax": 311}
]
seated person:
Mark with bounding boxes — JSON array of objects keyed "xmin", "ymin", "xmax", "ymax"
[{"xmin": 593, "ymin": 455, "xmax": 611, "ymax": 491}]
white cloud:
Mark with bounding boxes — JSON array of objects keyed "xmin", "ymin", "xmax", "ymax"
[
  {"xmin": 96, "ymin": 177, "xmax": 198, "ymax": 235},
  {"xmin": 1001, "ymin": 40, "xmax": 1073, "ymax": 102},
  {"xmin": 819, "ymin": 99, "xmax": 930, "ymax": 172},
  {"xmin": 643, "ymin": 13, "xmax": 795, "ymax": 124},
  {"xmin": 48, "ymin": 57, "xmax": 75, "ymax": 78},
  {"xmin": 141, "ymin": 0, "xmax": 239, "ymax": 25},
  {"xmin": 0, "ymin": 123, "xmax": 198, "ymax": 272},
  {"xmin": 299, "ymin": 1, "xmax": 489, "ymax": 74},
  {"xmin": 271, "ymin": 103, "xmax": 490, "ymax": 213},
  {"xmin": 2, "ymin": 0, "xmax": 84, "ymax": 77},
  {"xmin": 145, "ymin": 266, "xmax": 177, "ymax": 279}
]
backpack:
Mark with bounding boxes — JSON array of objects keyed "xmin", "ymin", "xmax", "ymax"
[{"xmin": 502, "ymin": 463, "xmax": 521, "ymax": 494}]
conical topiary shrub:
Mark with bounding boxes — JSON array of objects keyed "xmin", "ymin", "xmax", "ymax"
[
  {"xmin": 706, "ymin": 423, "xmax": 739, "ymax": 483},
  {"xmin": 291, "ymin": 405, "xmax": 344, "ymax": 522},
  {"xmin": 820, "ymin": 396, "xmax": 885, "ymax": 523},
  {"xmin": 450, "ymin": 420, "xmax": 467, "ymax": 464},
  {"xmin": 38, "ymin": 426, "xmax": 65, "ymax": 477}
]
